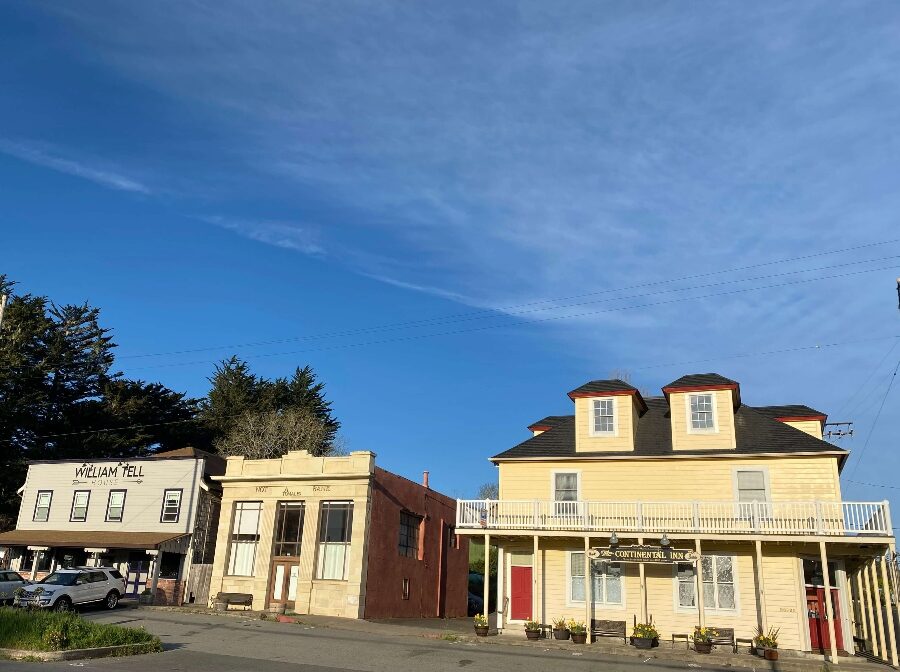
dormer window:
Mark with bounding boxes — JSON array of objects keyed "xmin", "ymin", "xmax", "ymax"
[
  {"xmin": 591, "ymin": 398, "xmax": 616, "ymax": 436},
  {"xmin": 689, "ymin": 393, "xmax": 716, "ymax": 432}
]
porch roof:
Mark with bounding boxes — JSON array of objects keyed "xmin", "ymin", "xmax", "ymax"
[{"xmin": 0, "ymin": 529, "xmax": 188, "ymax": 550}]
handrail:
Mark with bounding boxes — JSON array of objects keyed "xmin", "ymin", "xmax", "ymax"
[{"xmin": 455, "ymin": 499, "xmax": 892, "ymax": 536}]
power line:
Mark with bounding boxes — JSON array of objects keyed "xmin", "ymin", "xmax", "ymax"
[
  {"xmin": 4, "ymin": 333, "xmax": 897, "ymax": 445},
  {"xmin": 835, "ymin": 339, "xmax": 900, "ymax": 417},
  {"xmin": 847, "ymin": 357, "xmax": 900, "ymax": 480},
  {"xmin": 115, "ymin": 246, "xmax": 900, "ymax": 361},
  {"xmin": 124, "ymin": 263, "xmax": 900, "ymax": 371}
]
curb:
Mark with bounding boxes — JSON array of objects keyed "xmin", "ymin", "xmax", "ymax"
[{"xmin": 0, "ymin": 642, "xmax": 161, "ymax": 661}]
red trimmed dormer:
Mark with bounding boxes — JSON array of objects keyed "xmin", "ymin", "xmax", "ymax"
[
  {"xmin": 662, "ymin": 373, "xmax": 740, "ymax": 451},
  {"xmin": 568, "ymin": 379, "xmax": 646, "ymax": 453}
]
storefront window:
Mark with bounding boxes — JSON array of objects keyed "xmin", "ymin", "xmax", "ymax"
[
  {"xmin": 701, "ymin": 555, "xmax": 736, "ymax": 610},
  {"xmin": 570, "ymin": 553, "xmax": 622, "ymax": 605},
  {"xmin": 227, "ymin": 501, "xmax": 262, "ymax": 576},
  {"xmin": 316, "ymin": 502, "xmax": 353, "ymax": 580},
  {"xmin": 21, "ymin": 549, "xmax": 53, "ymax": 572},
  {"xmin": 273, "ymin": 502, "xmax": 306, "ymax": 557}
]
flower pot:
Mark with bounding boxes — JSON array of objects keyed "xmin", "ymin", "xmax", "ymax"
[
  {"xmin": 269, "ymin": 604, "xmax": 287, "ymax": 615},
  {"xmin": 753, "ymin": 646, "xmax": 765, "ymax": 657},
  {"xmin": 764, "ymin": 648, "xmax": 779, "ymax": 661},
  {"xmin": 571, "ymin": 632, "xmax": 587, "ymax": 644},
  {"xmin": 633, "ymin": 637, "xmax": 655, "ymax": 650},
  {"xmin": 553, "ymin": 628, "xmax": 570, "ymax": 640},
  {"xmin": 474, "ymin": 626, "xmax": 489, "ymax": 637},
  {"xmin": 214, "ymin": 601, "xmax": 228, "ymax": 612},
  {"xmin": 694, "ymin": 641, "xmax": 712, "ymax": 654},
  {"xmin": 525, "ymin": 629, "xmax": 541, "ymax": 640}
]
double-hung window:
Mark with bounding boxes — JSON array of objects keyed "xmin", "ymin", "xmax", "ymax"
[
  {"xmin": 70, "ymin": 491, "xmax": 90, "ymax": 522},
  {"xmin": 553, "ymin": 472, "xmax": 579, "ymax": 516},
  {"xmin": 398, "ymin": 511, "xmax": 421, "ymax": 559},
  {"xmin": 33, "ymin": 491, "xmax": 52, "ymax": 522},
  {"xmin": 689, "ymin": 393, "xmax": 716, "ymax": 431},
  {"xmin": 161, "ymin": 489, "xmax": 182, "ymax": 523},
  {"xmin": 735, "ymin": 469, "xmax": 769, "ymax": 518},
  {"xmin": 227, "ymin": 501, "xmax": 262, "ymax": 576},
  {"xmin": 272, "ymin": 501, "xmax": 305, "ymax": 557},
  {"xmin": 676, "ymin": 562, "xmax": 697, "ymax": 607},
  {"xmin": 592, "ymin": 398, "xmax": 615, "ymax": 435},
  {"xmin": 701, "ymin": 555, "xmax": 735, "ymax": 610},
  {"xmin": 570, "ymin": 552, "xmax": 622, "ymax": 605},
  {"xmin": 106, "ymin": 490, "xmax": 126, "ymax": 522},
  {"xmin": 316, "ymin": 502, "xmax": 353, "ymax": 580}
]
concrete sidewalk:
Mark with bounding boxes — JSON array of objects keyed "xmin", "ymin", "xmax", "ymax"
[{"xmin": 135, "ymin": 605, "xmax": 890, "ymax": 672}]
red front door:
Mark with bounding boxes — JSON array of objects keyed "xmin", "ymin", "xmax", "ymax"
[
  {"xmin": 806, "ymin": 587, "xmax": 844, "ymax": 651},
  {"xmin": 510, "ymin": 566, "xmax": 533, "ymax": 621}
]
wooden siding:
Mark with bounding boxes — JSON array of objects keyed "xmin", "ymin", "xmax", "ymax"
[
  {"xmin": 16, "ymin": 459, "xmax": 205, "ymax": 535},
  {"xmin": 782, "ymin": 419, "xmax": 823, "ymax": 439},
  {"xmin": 670, "ymin": 389, "xmax": 737, "ymax": 451},
  {"xmin": 498, "ymin": 455, "xmax": 842, "ymax": 502}
]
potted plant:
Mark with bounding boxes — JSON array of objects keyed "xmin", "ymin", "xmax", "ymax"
[
  {"xmin": 552, "ymin": 617, "xmax": 570, "ymax": 640},
  {"xmin": 524, "ymin": 617, "xmax": 542, "ymax": 640},
  {"xmin": 632, "ymin": 622, "xmax": 659, "ymax": 650},
  {"xmin": 568, "ymin": 619, "xmax": 588, "ymax": 644},
  {"xmin": 692, "ymin": 626, "xmax": 717, "ymax": 654},
  {"xmin": 139, "ymin": 588, "xmax": 154, "ymax": 606},
  {"xmin": 473, "ymin": 613, "xmax": 489, "ymax": 637},
  {"xmin": 761, "ymin": 627, "xmax": 780, "ymax": 661}
]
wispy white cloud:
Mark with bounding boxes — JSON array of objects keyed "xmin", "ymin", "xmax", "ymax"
[
  {"xmin": 201, "ymin": 215, "xmax": 324, "ymax": 256},
  {"xmin": 0, "ymin": 139, "xmax": 150, "ymax": 194}
]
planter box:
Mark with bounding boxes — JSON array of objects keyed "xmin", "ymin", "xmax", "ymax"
[
  {"xmin": 553, "ymin": 629, "xmax": 570, "ymax": 640},
  {"xmin": 525, "ymin": 630, "xmax": 541, "ymax": 640},
  {"xmin": 694, "ymin": 641, "xmax": 712, "ymax": 654},
  {"xmin": 764, "ymin": 648, "xmax": 779, "ymax": 661},
  {"xmin": 633, "ymin": 637, "xmax": 658, "ymax": 650},
  {"xmin": 571, "ymin": 632, "xmax": 587, "ymax": 645},
  {"xmin": 474, "ymin": 626, "xmax": 489, "ymax": 637}
]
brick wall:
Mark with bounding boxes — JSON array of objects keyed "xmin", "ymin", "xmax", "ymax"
[{"xmin": 153, "ymin": 578, "xmax": 184, "ymax": 606}]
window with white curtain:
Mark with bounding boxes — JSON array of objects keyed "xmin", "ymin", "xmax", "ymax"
[
  {"xmin": 701, "ymin": 555, "xmax": 736, "ymax": 610},
  {"xmin": 553, "ymin": 473, "xmax": 579, "ymax": 501},
  {"xmin": 592, "ymin": 398, "xmax": 615, "ymax": 435},
  {"xmin": 227, "ymin": 501, "xmax": 262, "ymax": 576},
  {"xmin": 676, "ymin": 562, "xmax": 696, "ymax": 607},
  {"xmin": 569, "ymin": 552, "xmax": 622, "ymax": 605},
  {"xmin": 736, "ymin": 470, "xmax": 768, "ymax": 502},
  {"xmin": 316, "ymin": 502, "xmax": 354, "ymax": 580}
]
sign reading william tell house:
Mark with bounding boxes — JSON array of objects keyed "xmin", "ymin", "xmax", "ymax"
[{"xmin": 588, "ymin": 545, "xmax": 698, "ymax": 564}]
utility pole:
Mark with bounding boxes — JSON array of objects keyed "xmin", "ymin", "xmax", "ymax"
[
  {"xmin": 0, "ymin": 293, "xmax": 7, "ymax": 330},
  {"xmin": 896, "ymin": 278, "xmax": 899, "ymax": 311}
]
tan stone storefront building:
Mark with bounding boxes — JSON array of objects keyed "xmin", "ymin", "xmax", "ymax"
[{"xmin": 209, "ymin": 450, "xmax": 468, "ymax": 618}]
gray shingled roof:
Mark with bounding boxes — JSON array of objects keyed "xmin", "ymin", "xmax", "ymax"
[
  {"xmin": 492, "ymin": 397, "xmax": 847, "ymax": 464},
  {"xmin": 664, "ymin": 373, "xmax": 739, "ymax": 389},
  {"xmin": 527, "ymin": 415, "xmax": 569, "ymax": 429},
  {"xmin": 568, "ymin": 379, "xmax": 638, "ymax": 395},
  {"xmin": 755, "ymin": 404, "xmax": 826, "ymax": 419}
]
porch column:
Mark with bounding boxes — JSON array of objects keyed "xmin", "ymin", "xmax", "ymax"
[
  {"xmin": 637, "ymin": 536, "xmax": 647, "ymax": 623},
  {"xmin": 496, "ymin": 544, "xmax": 505, "ymax": 631},
  {"xmin": 819, "ymin": 542, "xmax": 839, "ymax": 664},
  {"xmin": 483, "ymin": 533, "xmax": 490, "ymax": 620},
  {"xmin": 695, "ymin": 538, "xmax": 705, "ymax": 628},
  {"xmin": 871, "ymin": 557, "xmax": 890, "ymax": 665},
  {"xmin": 754, "ymin": 540, "xmax": 768, "ymax": 632},
  {"xmin": 532, "ymin": 536, "xmax": 540, "ymax": 625},
  {"xmin": 147, "ymin": 549, "xmax": 161, "ymax": 601},
  {"xmin": 584, "ymin": 536, "xmax": 591, "ymax": 635},
  {"xmin": 856, "ymin": 569, "xmax": 870, "ymax": 643},
  {"xmin": 877, "ymin": 552, "xmax": 899, "ymax": 668},
  {"xmin": 863, "ymin": 561, "xmax": 881, "ymax": 657}
]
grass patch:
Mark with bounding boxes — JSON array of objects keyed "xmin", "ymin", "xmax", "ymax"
[
  {"xmin": 0, "ymin": 607, "xmax": 162, "ymax": 652},
  {"xmin": 440, "ymin": 633, "xmax": 462, "ymax": 642}
]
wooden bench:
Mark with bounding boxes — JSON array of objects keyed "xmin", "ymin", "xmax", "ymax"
[
  {"xmin": 672, "ymin": 627, "xmax": 739, "ymax": 653},
  {"xmin": 591, "ymin": 619, "xmax": 628, "ymax": 644},
  {"xmin": 214, "ymin": 592, "xmax": 253, "ymax": 610}
]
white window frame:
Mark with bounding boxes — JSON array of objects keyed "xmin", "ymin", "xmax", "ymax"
[
  {"xmin": 732, "ymin": 467, "xmax": 771, "ymax": 515},
  {"xmin": 316, "ymin": 501, "xmax": 354, "ymax": 581},
  {"xmin": 674, "ymin": 554, "xmax": 739, "ymax": 614},
  {"xmin": 160, "ymin": 489, "xmax": 183, "ymax": 523},
  {"xmin": 550, "ymin": 471, "xmax": 582, "ymax": 517},
  {"xmin": 589, "ymin": 397, "xmax": 618, "ymax": 437},
  {"xmin": 227, "ymin": 501, "xmax": 263, "ymax": 577},
  {"xmin": 673, "ymin": 562, "xmax": 698, "ymax": 610},
  {"xmin": 33, "ymin": 491, "xmax": 52, "ymax": 522},
  {"xmin": 566, "ymin": 551, "xmax": 625, "ymax": 608},
  {"xmin": 70, "ymin": 490, "xmax": 90, "ymax": 522},
  {"xmin": 686, "ymin": 392, "xmax": 718, "ymax": 434}
]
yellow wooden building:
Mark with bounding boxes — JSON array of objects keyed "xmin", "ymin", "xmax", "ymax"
[{"xmin": 456, "ymin": 374, "xmax": 898, "ymax": 665}]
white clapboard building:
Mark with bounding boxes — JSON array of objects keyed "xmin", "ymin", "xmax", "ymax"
[{"xmin": 0, "ymin": 448, "xmax": 224, "ymax": 605}]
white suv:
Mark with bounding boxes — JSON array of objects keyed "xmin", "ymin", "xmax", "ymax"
[{"xmin": 19, "ymin": 567, "xmax": 126, "ymax": 611}]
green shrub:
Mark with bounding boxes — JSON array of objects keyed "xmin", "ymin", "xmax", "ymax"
[{"xmin": 0, "ymin": 607, "xmax": 161, "ymax": 652}]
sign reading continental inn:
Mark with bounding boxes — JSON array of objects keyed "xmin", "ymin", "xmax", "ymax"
[{"xmin": 588, "ymin": 545, "xmax": 698, "ymax": 564}]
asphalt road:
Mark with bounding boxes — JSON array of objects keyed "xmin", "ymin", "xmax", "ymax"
[{"xmin": 0, "ymin": 609, "xmax": 736, "ymax": 672}]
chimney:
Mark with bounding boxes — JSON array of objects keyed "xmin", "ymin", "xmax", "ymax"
[{"xmin": 423, "ymin": 471, "xmax": 430, "ymax": 489}]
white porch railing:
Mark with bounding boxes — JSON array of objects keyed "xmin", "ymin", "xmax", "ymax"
[{"xmin": 455, "ymin": 499, "xmax": 893, "ymax": 537}]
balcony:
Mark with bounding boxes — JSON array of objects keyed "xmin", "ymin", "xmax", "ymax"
[{"xmin": 455, "ymin": 499, "xmax": 893, "ymax": 537}]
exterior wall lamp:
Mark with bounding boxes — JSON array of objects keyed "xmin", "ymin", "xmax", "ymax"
[
  {"xmin": 609, "ymin": 532, "xmax": 619, "ymax": 546},
  {"xmin": 660, "ymin": 534, "xmax": 671, "ymax": 547}
]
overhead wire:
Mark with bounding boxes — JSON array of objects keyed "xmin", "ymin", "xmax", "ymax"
[{"xmin": 847, "ymin": 357, "xmax": 900, "ymax": 480}]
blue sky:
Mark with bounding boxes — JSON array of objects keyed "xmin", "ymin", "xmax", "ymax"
[{"xmin": 1, "ymin": 1, "xmax": 899, "ymax": 508}]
